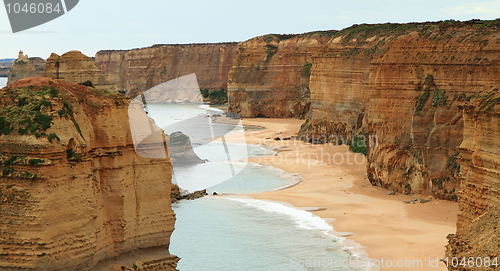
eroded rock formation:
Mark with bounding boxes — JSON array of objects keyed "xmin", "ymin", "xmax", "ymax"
[
  {"xmin": 167, "ymin": 131, "xmax": 205, "ymax": 164},
  {"xmin": 445, "ymin": 87, "xmax": 500, "ymax": 270},
  {"xmin": 0, "ymin": 77, "xmax": 177, "ymax": 270},
  {"xmin": 7, "ymin": 51, "xmax": 45, "ymax": 84},
  {"xmin": 43, "ymin": 51, "xmax": 118, "ymax": 92},
  {"xmin": 94, "ymin": 43, "xmax": 238, "ymax": 97}
]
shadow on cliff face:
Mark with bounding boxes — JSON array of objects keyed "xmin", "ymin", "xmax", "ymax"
[{"xmin": 129, "ymin": 73, "xmax": 246, "ymax": 191}]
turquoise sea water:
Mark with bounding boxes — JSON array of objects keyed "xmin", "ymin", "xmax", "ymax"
[{"xmin": 146, "ymin": 104, "xmax": 366, "ymax": 271}]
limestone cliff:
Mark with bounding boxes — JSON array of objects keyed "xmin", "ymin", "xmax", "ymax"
[
  {"xmin": 227, "ymin": 33, "xmax": 332, "ymax": 118},
  {"xmin": 43, "ymin": 51, "xmax": 118, "ymax": 92},
  {"xmin": 7, "ymin": 51, "xmax": 45, "ymax": 84},
  {"xmin": 445, "ymin": 87, "xmax": 500, "ymax": 270},
  {"xmin": 0, "ymin": 77, "xmax": 177, "ymax": 270},
  {"xmin": 240, "ymin": 20, "xmax": 500, "ymax": 199},
  {"xmin": 94, "ymin": 43, "xmax": 238, "ymax": 98}
]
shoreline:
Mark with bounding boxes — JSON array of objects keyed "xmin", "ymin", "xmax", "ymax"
[{"xmin": 222, "ymin": 118, "xmax": 458, "ymax": 271}]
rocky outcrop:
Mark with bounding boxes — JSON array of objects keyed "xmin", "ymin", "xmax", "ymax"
[
  {"xmin": 43, "ymin": 51, "xmax": 118, "ymax": 92},
  {"xmin": 170, "ymin": 184, "xmax": 207, "ymax": 203},
  {"xmin": 167, "ymin": 131, "xmax": 205, "ymax": 164},
  {"xmin": 0, "ymin": 77, "xmax": 177, "ymax": 270},
  {"xmin": 94, "ymin": 43, "xmax": 238, "ymax": 97},
  {"xmin": 7, "ymin": 51, "xmax": 45, "ymax": 84},
  {"xmin": 445, "ymin": 87, "xmax": 500, "ymax": 270}
]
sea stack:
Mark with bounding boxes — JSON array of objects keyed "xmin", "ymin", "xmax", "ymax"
[{"xmin": 0, "ymin": 77, "xmax": 178, "ymax": 270}]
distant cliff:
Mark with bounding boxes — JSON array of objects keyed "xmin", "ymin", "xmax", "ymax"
[
  {"xmin": 0, "ymin": 77, "xmax": 177, "ymax": 270},
  {"xmin": 43, "ymin": 50, "xmax": 118, "ymax": 92},
  {"xmin": 226, "ymin": 33, "xmax": 328, "ymax": 118},
  {"xmin": 0, "ymin": 58, "xmax": 15, "ymax": 77},
  {"xmin": 95, "ymin": 43, "xmax": 238, "ymax": 98},
  {"xmin": 7, "ymin": 51, "xmax": 44, "ymax": 84}
]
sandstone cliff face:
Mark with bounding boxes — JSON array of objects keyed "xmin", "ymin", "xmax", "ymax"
[
  {"xmin": 445, "ymin": 87, "xmax": 500, "ymax": 270},
  {"xmin": 286, "ymin": 21, "xmax": 500, "ymax": 199},
  {"xmin": 0, "ymin": 77, "xmax": 177, "ymax": 270},
  {"xmin": 7, "ymin": 51, "xmax": 45, "ymax": 84},
  {"xmin": 43, "ymin": 51, "xmax": 118, "ymax": 92},
  {"xmin": 227, "ymin": 33, "xmax": 333, "ymax": 118},
  {"xmin": 94, "ymin": 43, "xmax": 238, "ymax": 98}
]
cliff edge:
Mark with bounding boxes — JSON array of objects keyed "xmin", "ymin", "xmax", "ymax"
[
  {"xmin": 0, "ymin": 77, "xmax": 177, "ymax": 270},
  {"xmin": 43, "ymin": 51, "xmax": 118, "ymax": 92}
]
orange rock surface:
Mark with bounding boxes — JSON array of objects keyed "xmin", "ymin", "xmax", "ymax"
[
  {"xmin": 95, "ymin": 43, "xmax": 238, "ymax": 98},
  {"xmin": 43, "ymin": 51, "xmax": 118, "ymax": 92},
  {"xmin": 0, "ymin": 77, "xmax": 177, "ymax": 270},
  {"xmin": 445, "ymin": 87, "xmax": 500, "ymax": 269}
]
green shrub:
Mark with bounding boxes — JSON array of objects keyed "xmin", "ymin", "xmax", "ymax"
[
  {"xmin": 18, "ymin": 97, "xmax": 28, "ymax": 107},
  {"xmin": 301, "ymin": 62, "xmax": 312, "ymax": 77},
  {"xmin": 2, "ymin": 167, "xmax": 14, "ymax": 176},
  {"xmin": 432, "ymin": 89, "xmax": 447, "ymax": 106},
  {"xmin": 0, "ymin": 117, "xmax": 11, "ymax": 135},
  {"xmin": 415, "ymin": 91, "xmax": 430, "ymax": 112},
  {"xmin": 2, "ymin": 126, "xmax": 11, "ymax": 135},
  {"xmin": 200, "ymin": 89, "xmax": 209, "ymax": 98},
  {"xmin": 28, "ymin": 158, "xmax": 45, "ymax": 165},
  {"xmin": 33, "ymin": 112, "xmax": 52, "ymax": 130},
  {"xmin": 265, "ymin": 44, "xmax": 278, "ymax": 59},
  {"xmin": 4, "ymin": 156, "xmax": 20, "ymax": 166},
  {"xmin": 27, "ymin": 123, "xmax": 40, "ymax": 134},
  {"xmin": 48, "ymin": 133, "xmax": 60, "ymax": 143},
  {"xmin": 43, "ymin": 86, "xmax": 59, "ymax": 97},
  {"xmin": 66, "ymin": 148, "xmax": 82, "ymax": 162},
  {"xmin": 349, "ymin": 134, "xmax": 368, "ymax": 155}
]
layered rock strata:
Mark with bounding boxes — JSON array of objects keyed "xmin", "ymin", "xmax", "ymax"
[
  {"xmin": 445, "ymin": 87, "xmax": 500, "ymax": 270},
  {"xmin": 0, "ymin": 77, "xmax": 177, "ymax": 270},
  {"xmin": 43, "ymin": 51, "xmax": 118, "ymax": 92},
  {"xmin": 95, "ymin": 43, "xmax": 238, "ymax": 98},
  {"xmin": 227, "ymin": 33, "xmax": 332, "ymax": 118},
  {"xmin": 7, "ymin": 51, "xmax": 45, "ymax": 84},
  {"xmin": 231, "ymin": 21, "xmax": 500, "ymax": 199}
]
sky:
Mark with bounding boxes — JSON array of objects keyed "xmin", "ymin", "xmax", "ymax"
[{"xmin": 1, "ymin": 0, "xmax": 500, "ymax": 59}]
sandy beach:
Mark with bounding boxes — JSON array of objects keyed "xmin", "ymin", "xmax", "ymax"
[{"xmin": 222, "ymin": 118, "xmax": 458, "ymax": 271}]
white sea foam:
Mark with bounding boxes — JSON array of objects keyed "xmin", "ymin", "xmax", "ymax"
[
  {"xmin": 224, "ymin": 197, "xmax": 377, "ymax": 271},
  {"xmin": 198, "ymin": 104, "xmax": 225, "ymax": 114}
]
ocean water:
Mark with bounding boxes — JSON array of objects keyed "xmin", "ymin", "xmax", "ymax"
[
  {"xmin": 0, "ymin": 77, "xmax": 7, "ymax": 88},
  {"xmin": 144, "ymin": 104, "xmax": 366, "ymax": 271}
]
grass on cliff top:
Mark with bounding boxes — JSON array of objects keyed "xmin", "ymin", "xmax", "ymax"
[
  {"xmin": 336, "ymin": 19, "xmax": 500, "ymax": 43},
  {"xmin": 0, "ymin": 85, "xmax": 64, "ymax": 138}
]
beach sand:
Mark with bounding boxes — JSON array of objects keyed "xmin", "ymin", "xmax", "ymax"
[{"xmin": 222, "ymin": 118, "xmax": 458, "ymax": 271}]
